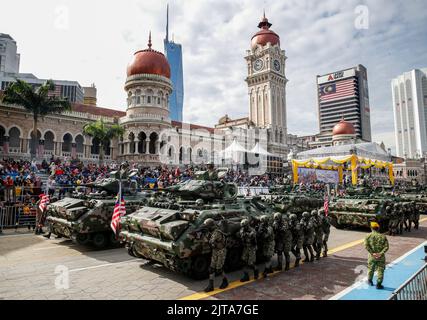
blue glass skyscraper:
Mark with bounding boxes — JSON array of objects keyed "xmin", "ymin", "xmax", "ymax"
[{"xmin": 164, "ymin": 5, "xmax": 184, "ymax": 122}]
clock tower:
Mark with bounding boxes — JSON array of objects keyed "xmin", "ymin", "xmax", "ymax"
[{"xmin": 245, "ymin": 13, "xmax": 288, "ymax": 143}]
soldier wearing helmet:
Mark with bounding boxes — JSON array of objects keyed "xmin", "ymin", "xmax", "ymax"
[
  {"xmin": 311, "ymin": 210, "xmax": 323, "ymax": 260},
  {"xmin": 273, "ymin": 212, "xmax": 293, "ymax": 271},
  {"xmin": 239, "ymin": 218, "xmax": 258, "ymax": 282},
  {"xmin": 318, "ymin": 208, "xmax": 331, "ymax": 257},
  {"xmin": 289, "ymin": 213, "xmax": 303, "ymax": 267},
  {"xmin": 257, "ymin": 215, "xmax": 275, "ymax": 277},
  {"xmin": 301, "ymin": 212, "xmax": 315, "ymax": 263},
  {"xmin": 203, "ymin": 218, "xmax": 229, "ymax": 292}
]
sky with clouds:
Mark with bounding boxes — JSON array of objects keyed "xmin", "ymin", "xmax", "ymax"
[{"xmin": 1, "ymin": 0, "xmax": 426, "ymax": 154}]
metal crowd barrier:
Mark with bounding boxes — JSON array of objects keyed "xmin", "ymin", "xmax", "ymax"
[
  {"xmin": 389, "ymin": 264, "xmax": 427, "ymax": 300},
  {"xmin": 0, "ymin": 206, "xmax": 37, "ymax": 232},
  {"xmin": 237, "ymin": 187, "xmax": 270, "ymax": 196}
]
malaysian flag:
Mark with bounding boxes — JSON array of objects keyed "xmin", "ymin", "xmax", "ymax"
[
  {"xmin": 111, "ymin": 191, "xmax": 126, "ymax": 235},
  {"xmin": 319, "ymin": 79, "xmax": 355, "ymax": 102},
  {"xmin": 39, "ymin": 194, "xmax": 50, "ymax": 212},
  {"xmin": 323, "ymin": 194, "xmax": 329, "ymax": 217}
]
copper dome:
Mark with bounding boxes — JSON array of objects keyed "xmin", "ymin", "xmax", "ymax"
[
  {"xmin": 333, "ymin": 119, "xmax": 356, "ymax": 135},
  {"xmin": 251, "ymin": 14, "xmax": 280, "ymax": 49},
  {"xmin": 127, "ymin": 33, "xmax": 171, "ymax": 79}
]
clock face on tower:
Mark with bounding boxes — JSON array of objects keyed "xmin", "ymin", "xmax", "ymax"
[
  {"xmin": 253, "ymin": 59, "xmax": 264, "ymax": 72},
  {"xmin": 273, "ymin": 60, "xmax": 281, "ymax": 72}
]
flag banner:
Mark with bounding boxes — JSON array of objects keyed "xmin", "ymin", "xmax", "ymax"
[
  {"xmin": 319, "ymin": 79, "xmax": 355, "ymax": 102},
  {"xmin": 39, "ymin": 194, "xmax": 50, "ymax": 212},
  {"xmin": 111, "ymin": 193, "xmax": 126, "ymax": 234}
]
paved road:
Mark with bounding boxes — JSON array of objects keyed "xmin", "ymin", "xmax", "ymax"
[{"xmin": 0, "ymin": 220, "xmax": 425, "ymax": 300}]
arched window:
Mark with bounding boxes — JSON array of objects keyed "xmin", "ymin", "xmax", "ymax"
[
  {"xmin": 149, "ymin": 132, "xmax": 158, "ymax": 154},
  {"xmin": 62, "ymin": 133, "xmax": 73, "ymax": 152},
  {"xmin": 75, "ymin": 134, "xmax": 84, "ymax": 153},
  {"xmin": 91, "ymin": 137, "xmax": 100, "ymax": 155},
  {"xmin": 137, "ymin": 132, "xmax": 146, "ymax": 154},
  {"xmin": 179, "ymin": 147, "xmax": 185, "ymax": 163},
  {"xmin": 128, "ymin": 132, "xmax": 135, "ymax": 154},
  {"xmin": 9, "ymin": 127, "xmax": 20, "ymax": 148},
  {"xmin": 104, "ymin": 140, "xmax": 111, "ymax": 156},
  {"xmin": 30, "ymin": 130, "xmax": 42, "ymax": 155},
  {"xmin": 44, "ymin": 131, "xmax": 55, "ymax": 151}
]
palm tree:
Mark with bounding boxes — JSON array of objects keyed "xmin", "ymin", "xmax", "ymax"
[
  {"xmin": 1, "ymin": 79, "xmax": 71, "ymax": 158},
  {"xmin": 83, "ymin": 119, "xmax": 124, "ymax": 165}
]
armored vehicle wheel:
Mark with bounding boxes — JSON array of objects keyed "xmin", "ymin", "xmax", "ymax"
[
  {"xmin": 190, "ymin": 255, "xmax": 210, "ymax": 280},
  {"xmin": 109, "ymin": 232, "xmax": 120, "ymax": 246},
  {"xmin": 76, "ymin": 233, "xmax": 90, "ymax": 246},
  {"xmin": 92, "ymin": 232, "xmax": 108, "ymax": 249}
]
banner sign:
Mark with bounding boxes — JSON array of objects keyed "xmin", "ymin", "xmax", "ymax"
[{"xmin": 297, "ymin": 168, "xmax": 339, "ymax": 184}]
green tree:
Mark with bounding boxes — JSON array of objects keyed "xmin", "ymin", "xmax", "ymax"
[
  {"xmin": 83, "ymin": 119, "xmax": 124, "ymax": 165},
  {"xmin": 1, "ymin": 79, "xmax": 71, "ymax": 158}
]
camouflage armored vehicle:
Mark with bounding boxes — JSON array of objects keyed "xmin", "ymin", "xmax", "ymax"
[
  {"xmin": 328, "ymin": 198, "xmax": 394, "ymax": 231},
  {"xmin": 119, "ymin": 169, "xmax": 275, "ymax": 279},
  {"xmin": 45, "ymin": 167, "xmax": 149, "ymax": 248},
  {"xmin": 262, "ymin": 194, "xmax": 323, "ymax": 218}
]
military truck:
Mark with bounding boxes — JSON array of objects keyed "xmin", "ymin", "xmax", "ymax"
[
  {"xmin": 119, "ymin": 169, "xmax": 275, "ymax": 279},
  {"xmin": 45, "ymin": 167, "xmax": 149, "ymax": 248},
  {"xmin": 328, "ymin": 198, "xmax": 394, "ymax": 231}
]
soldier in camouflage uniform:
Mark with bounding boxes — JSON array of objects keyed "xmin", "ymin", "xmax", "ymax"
[
  {"xmin": 257, "ymin": 215, "xmax": 275, "ymax": 277},
  {"xmin": 396, "ymin": 203, "xmax": 404, "ymax": 235},
  {"xmin": 311, "ymin": 210, "xmax": 323, "ymax": 260},
  {"xmin": 318, "ymin": 209, "xmax": 331, "ymax": 257},
  {"xmin": 364, "ymin": 221, "xmax": 389, "ymax": 289},
  {"xmin": 239, "ymin": 218, "xmax": 259, "ymax": 282},
  {"xmin": 301, "ymin": 212, "xmax": 315, "ymax": 262},
  {"xmin": 289, "ymin": 213, "xmax": 303, "ymax": 267},
  {"xmin": 386, "ymin": 205, "xmax": 397, "ymax": 236},
  {"xmin": 414, "ymin": 203, "xmax": 421, "ymax": 230},
  {"xmin": 272, "ymin": 212, "xmax": 292, "ymax": 271},
  {"xmin": 403, "ymin": 203, "xmax": 412, "ymax": 232},
  {"xmin": 203, "ymin": 218, "xmax": 229, "ymax": 292},
  {"xmin": 408, "ymin": 202, "xmax": 417, "ymax": 232}
]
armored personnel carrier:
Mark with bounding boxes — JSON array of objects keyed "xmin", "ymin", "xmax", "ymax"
[
  {"xmin": 262, "ymin": 194, "xmax": 323, "ymax": 217},
  {"xmin": 328, "ymin": 198, "xmax": 394, "ymax": 231},
  {"xmin": 45, "ymin": 167, "xmax": 149, "ymax": 248},
  {"xmin": 119, "ymin": 169, "xmax": 275, "ymax": 279}
]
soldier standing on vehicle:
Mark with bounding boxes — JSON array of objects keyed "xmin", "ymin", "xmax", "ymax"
[
  {"xmin": 257, "ymin": 215, "xmax": 275, "ymax": 277},
  {"xmin": 289, "ymin": 214, "xmax": 303, "ymax": 267},
  {"xmin": 301, "ymin": 212, "xmax": 315, "ymax": 262},
  {"xmin": 364, "ymin": 221, "xmax": 389, "ymax": 290},
  {"xmin": 203, "ymin": 218, "xmax": 229, "ymax": 292},
  {"xmin": 318, "ymin": 209, "xmax": 331, "ymax": 257},
  {"xmin": 311, "ymin": 210, "xmax": 323, "ymax": 260},
  {"xmin": 239, "ymin": 218, "xmax": 258, "ymax": 282}
]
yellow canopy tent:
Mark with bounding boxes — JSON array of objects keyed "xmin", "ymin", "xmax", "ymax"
[{"xmin": 292, "ymin": 154, "xmax": 394, "ymax": 186}]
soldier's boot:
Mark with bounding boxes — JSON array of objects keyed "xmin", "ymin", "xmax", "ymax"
[
  {"xmin": 376, "ymin": 283, "xmax": 384, "ymax": 290},
  {"xmin": 263, "ymin": 267, "xmax": 269, "ymax": 278},
  {"xmin": 294, "ymin": 257, "xmax": 301, "ymax": 268},
  {"xmin": 43, "ymin": 232, "xmax": 51, "ymax": 239},
  {"xmin": 219, "ymin": 277, "xmax": 228, "ymax": 289},
  {"xmin": 204, "ymin": 279, "xmax": 214, "ymax": 292},
  {"xmin": 308, "ymin": 246, "xmax": 315, "ymax": 262},
  {"xmin": 285, "ymin": 262, "xmax": 290, "ymax": 271},
  {"xmin": 315, "ymin": 251, "xmax": 321, "ymax": 260},
  {"xmin": 275, "ymin": 255, "xmax": 283, "ymax": 271},
  {"xmin": 303, "ymin": 246, "xmax": 310, "ymax": 262},
  {"xmin": 323, "ymin": 242, "xmax": 328, "ymax": 257},
  {"xmin": 240, "ymin": 272, "xmax": 250, "ymax": 282},
  {"xmin": 367, "ymin": 279, "xmax": 374, "ymax": 286},
  {"xmin": 253, "ymin": 268, "xmax": 259, "ymax": 280}
]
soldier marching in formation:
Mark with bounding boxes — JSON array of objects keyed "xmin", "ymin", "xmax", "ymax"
[
  {"xmin": 388, "ymin": 202, "xmax": 421, "ymax": 236},
  {"xmin": 311, "ymin": 210, "xmax": 323, "ymax": 260},
  {"xmin": 301, "ymin": 212, "xmax": 315, "ymax": 262},
  {"xmin": 256, "ymin": 215, "xmax": 275, "ymax": 277},
  {"xmin": 272, "ymin": 212, "xmax": 293, "ymax": 271},
  {"xmin": 318, "ymin": 209, "xmax": 331, "ymax": 257},
  {"xmin": 239, "ymin": 218, "xmax": 259, "ymax": 282},
  {"xmin": 203, "ymin": 218, "xmax": 229, "ymax": 292},
  {"xmin": 289, "ymin": 214, "xmax": 303, "ymax": 267}
]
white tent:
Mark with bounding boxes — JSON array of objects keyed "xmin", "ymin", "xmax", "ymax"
[
  {"xmin": 219, "ymin": 139, "xmax": 248, "ymax": 164},
  {"xmin": 249, "ymin": 142, "xmax": 273, "ymax": 156}
]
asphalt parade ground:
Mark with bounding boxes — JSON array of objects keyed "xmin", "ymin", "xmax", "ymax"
[{"xmin": 1, "ymin": 218, "xmax": 426, "ymax": 300}]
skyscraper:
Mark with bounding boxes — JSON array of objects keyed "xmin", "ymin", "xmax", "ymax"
[
  {"xmin": 315, "ymin": 65, "xmax": 371, "ymax": 147},
  {"xmin": 164, "ymin": 4, "xmax": 184, "ymax": 122},
  {"xmin": 392, "ymin": 68, "xmax": 427, "ymax": 159}
]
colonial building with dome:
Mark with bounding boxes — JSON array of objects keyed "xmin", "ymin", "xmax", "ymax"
[{"xmin": 0, "ymin": 13, "xmax": 307, "ymax": 173}]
